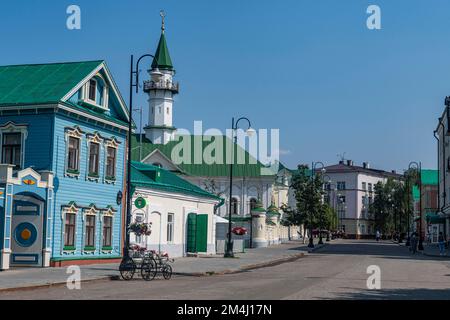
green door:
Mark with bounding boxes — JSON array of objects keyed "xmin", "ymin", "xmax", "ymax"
[
  {"xmin": 195, "ymin": 214, "xmax": 208, "ymax": 253},
  {"xmin": 186, "ymin": 213, "xmax": 208, "ymax": 253},
  {"xmin": 187, "ymin": 213, "xmax": 197, "ymax": 253}
]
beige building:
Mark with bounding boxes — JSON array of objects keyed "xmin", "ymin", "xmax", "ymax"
[{"xmin": 322, "ymin": 160, "xmax": 402, "ymax": 239}]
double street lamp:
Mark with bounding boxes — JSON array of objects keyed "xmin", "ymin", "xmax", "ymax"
[
  {"xmin": 322, "ymin": 174, "xmax": 333, "ymax": 243},
  {"xmin": 122, "ymin": 54, "xmax": 162, "ymax": 263},
  {"xmin": 409, "ymin": 161, "xmax": 423, "ymax": 250},
  {"xmin": 224, "ymin": 117, "xmax": 256, "ymax": 258},
  {"xmin": 308, "ymin": 162, "xmax": 326, "ymax": 248}
]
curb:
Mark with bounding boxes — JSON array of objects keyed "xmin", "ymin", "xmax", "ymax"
[
  {"xmin": 0, "ymin": 252, "xmax": 306, "ymax": 292},
  {"xmin": 173, "ymin": 252, "xmax": 306, "ymax": 277},
  {"xmin": 0, "ymin": 275, "xmax": 116, "ymax": 293}
]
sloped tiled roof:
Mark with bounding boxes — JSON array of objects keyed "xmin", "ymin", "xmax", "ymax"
[
  {"xmin": 131, "ymin": 161, "xmax": 221, "ymax": 200},
  {"xmin": 131, "ymin": 134, "xmax": 275, "ymax": 177},
  {"xmin": 0, "ymin": 61, "xmax": 103, "ymax": 106}
]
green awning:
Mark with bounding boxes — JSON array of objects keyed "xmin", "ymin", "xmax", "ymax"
[{"xmin": 426, "ymin": 213, "xmax": 445, "ymax": 224}]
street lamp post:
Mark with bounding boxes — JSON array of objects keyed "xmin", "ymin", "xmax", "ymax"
[
  {"xmin": 224, "ymin": 117, "xmax": 255, "ymax": 258},
  {"xmin": 322, "ymin": 175, "xmax": 333, "ymax": 242},
  {"xmin": 406, "ymin": 173, "xmax": 411, "ymax": 246},
  {"xmin": 327, "ymin": 182, "xmax": 337, "ymax": 241},
  {"xmin": 121, "ymin": 54, "xmax": 162, "ymax": 264},
  {"xmin": 308, "ymin": 162, "xmax": 326, "ymax": 248},
  {"xmin": 409, "ymin": 161, "xmax": 423, "ymax": 250}
]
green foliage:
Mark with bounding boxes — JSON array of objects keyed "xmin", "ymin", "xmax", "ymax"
[
  {"xmin": 369, "ymin": 177, "xmax": 411, "ymax": 235},
  {"xmin": 321, "ymin": 204, "xmax": 338, "ymax": 230},
  {"xmin": 290, "ymin": 164, "xmax": 326, "ymax": 229}
]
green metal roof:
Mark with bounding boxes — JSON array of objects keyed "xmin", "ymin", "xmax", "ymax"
[
  {"xmin": 412, "ymin": 185, "xmax": 420, "ymax": 201},
  {"xmin": 426, "ymin": 212, "xmax": 445, "ymax": 224},
  {"xmin": 151, "ymin": 33, "xmax": 173, "ymax": 71},
  {"xmin": 131, "ymin": 134, "xmax": 274, "ymax": 177},
  {"xmin": 131, "ymin": 161, "xmax": 221, "ymax": 201},
  {"xmin": 421, "ymin": 169, "xmax": 438, "ymax": 185},
  {"xmin": 411, "ymin": 170, "xmax": 437, "ymax": 200},
  {"xmin": 0, "ymin": 61, "xmax": 103, "ymax": 106}
]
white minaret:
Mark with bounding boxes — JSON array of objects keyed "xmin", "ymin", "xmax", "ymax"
[{"xmin": 144, "ymin": 11, "xmax": 179, "ymax": 145}]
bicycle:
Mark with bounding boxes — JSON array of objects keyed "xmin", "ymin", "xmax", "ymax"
[
  {"xmin": 149, "ymin": 250, "xmax": 174, "ymax": 280},
  {"xmin": 119, "ymin": 245, "xmax": 158, "ymax": 281}
]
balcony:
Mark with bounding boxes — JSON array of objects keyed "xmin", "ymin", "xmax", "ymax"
[{"xmin": 143, "ymin": 80, "xmax": 179, "ymax": 93}]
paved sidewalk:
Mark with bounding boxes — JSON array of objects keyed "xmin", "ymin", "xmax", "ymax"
[
  {"xmin": 423, "ymin": 242, "xmax": 450, "ymax": 258},
  {"xmin": 391, "ymin": 239, "xmax": 450, "ymax": 259},
  {"xmin": 0, "ymin": 239, "xmax": 328, "ymax": 292}
]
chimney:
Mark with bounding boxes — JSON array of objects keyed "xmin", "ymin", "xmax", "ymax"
[
  {"xmin": 339, "ymin": 160, "xmax": 344, "ymax": 165},
  {"xmin": 347, "ymin": 160, "xmax": 353, "ymax": 166},
  {"xmin": 363, "ymin": 162, "xmax": 370, "ymax": 169},
  {"xmin": 392, "ymin": 170, "xmax": 396, "ymax": 174}
]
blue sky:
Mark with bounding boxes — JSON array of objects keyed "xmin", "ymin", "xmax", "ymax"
[{"xmin": 0, "ymin": 0, "xmax": 448, "ymax": 172}]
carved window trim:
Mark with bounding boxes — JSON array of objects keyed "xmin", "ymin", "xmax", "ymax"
[{"xmin": 0, "ymin": 121, "xmax": 28, "ymax": 170}]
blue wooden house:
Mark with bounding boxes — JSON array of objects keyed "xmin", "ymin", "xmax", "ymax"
[{"xmin": 0, "ymin": 61, "xmax": 129, "ymax": 270}]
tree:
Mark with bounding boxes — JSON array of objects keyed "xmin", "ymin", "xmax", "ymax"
[
  {"xmin": 370, "ymin": 178, "xmax": 408, "ymax": 237},
  {"xmin": 203, "ymin": 178, "xmax": 225, "ymax": 198},
  {"xmin": 321, "ymin": 204, "xmax": 338, "ymax": 231},
  {"xmin": 291, "ymin": 164, "xmax": 325, "ymax": 242}
]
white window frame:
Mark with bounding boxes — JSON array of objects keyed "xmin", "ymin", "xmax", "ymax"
[
  {"xmin": 86, "ymin": 132, "xmax": 103, "ymax": 181},
  {"xmin": 0, "ymin": 121, "xmax": 28, "ymax": 170},
  {"xmin": 82, "ymin": 74, "xmax": 109, "ymax": 111},
  {"xmin": 167, "ymin": 213, "xmax": 174, "ymax": 244},
  {"xmin": 88, "ymin": 78, "xmax": 98, "ymax": 103},
  {"xmin": 65, "ymin": 126, "xmax": 84, "ymax": 178},
  {"xmin": 83, "ymin": 205, "xmax": 99, "ymax": 253},
  {"xmin": 104, "ymin": 137, "xmax": 120, "ymax": 184},
  {"xmin": 61, "ymin": 203, "xmax": 79, "ymax": 253},
  {"xmin": 101, "ymin": 207, "xmax": 116, "ymax": 251},
  {"xmin": 102, "ymin": 214, "xmax": 114, "ymax": 250}
]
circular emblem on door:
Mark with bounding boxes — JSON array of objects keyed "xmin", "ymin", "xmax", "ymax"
[{"xmin": 14, "ymin": 222, "xmax": 38, "ymax": 247}]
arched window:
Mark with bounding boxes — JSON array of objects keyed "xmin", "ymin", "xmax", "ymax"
[
  {"xmin": 231, "ymin": 197, "xmax": 238, "ymax": 215},
  {"xmin": 249, "ymin": 198, "xmax": 257, "ymax": 211}
]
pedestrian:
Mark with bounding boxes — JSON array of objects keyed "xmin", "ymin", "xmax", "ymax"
[
  {"xmin": 438, "ymin": 232, "xmax": 446, "ymax": 256},
  {"xmin": 410, "ymin": 232, "xmax": 418, "ymax": 254},
  {"xmin": 376, "ymin": 230, "xmax": 381, "ymax": 242}
]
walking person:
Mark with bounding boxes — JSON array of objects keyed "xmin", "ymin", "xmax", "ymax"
[
  {"xmin": 376, "ymin": 230, "xmax": 381, "ymax": 242},
  {"xmin": 438, "ymin": 232, "xmax": 446, "ymax": 256}
]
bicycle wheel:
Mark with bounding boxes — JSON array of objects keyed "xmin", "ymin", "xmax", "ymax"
[
  {"xmin": 119, "ymin": 257, "xmax": 136, "ymax": 281},
  {"xmin": 141, "ymin": 258, "xmax": 157, "ymax": 281},
  {"xmin": 162, "ymin": 264, "xmax": 173, "ymax": 280}
]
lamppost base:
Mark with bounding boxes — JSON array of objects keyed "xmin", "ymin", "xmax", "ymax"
[
  {"xmin": 308, "ymin": 237, "xmax": 314, "ymax": 248},
  {"xmin": 224, "ymin": 241, "xmax": 234, "ymax": 258}
]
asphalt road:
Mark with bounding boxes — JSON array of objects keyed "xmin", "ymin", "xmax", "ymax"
[{"xmin": 2, "ymin": 239, "xmax": 450, "ymax": 300}]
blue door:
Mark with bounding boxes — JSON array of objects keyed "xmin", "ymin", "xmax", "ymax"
[{"xmin": 10, "ymin": 195, "xmax": 44, "ymax": 267}]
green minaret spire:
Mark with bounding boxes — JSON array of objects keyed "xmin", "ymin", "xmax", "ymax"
[{"xmin": 151, "ymin": 10, "xmax": 174, "ymax": 71}]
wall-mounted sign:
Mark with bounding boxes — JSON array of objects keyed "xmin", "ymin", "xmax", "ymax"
[
  {"xmin": 134, "ymin": 197, "xmax": 147, "ymax": 209},
  {"xmin": 116, "ymin": 191, "xmax": 123, "ymax": 205}
]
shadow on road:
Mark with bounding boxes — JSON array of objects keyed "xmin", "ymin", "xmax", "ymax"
[
  {"xmin": 327, "ymin": 287, "xmax": 450, "ymax": 300},
  {"xmin": 300, "ymin": 240, "xmax": 449, "ymax": 262}
]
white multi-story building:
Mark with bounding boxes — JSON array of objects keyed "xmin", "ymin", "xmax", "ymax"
[{"xmin": 322, "ymin": 160, "xmax": 402, "ymax": 238}]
